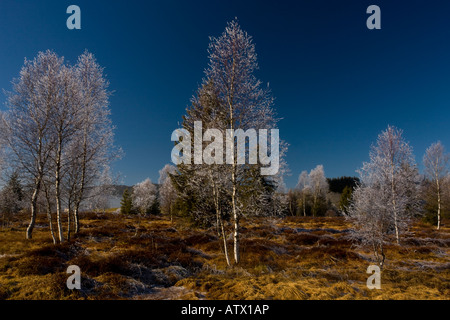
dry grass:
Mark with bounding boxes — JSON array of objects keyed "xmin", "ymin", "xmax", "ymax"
[{"xmin": 0, "ymin": 213, "xmax": 449, "ymax": 300}]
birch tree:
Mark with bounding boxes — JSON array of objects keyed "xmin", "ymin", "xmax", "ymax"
[
  {"xmin": 131, "ymin": 178, "xmax": 157, "ymax": 237},
  {"xmin": 347, "ymin": 180, "xmax": 390, "ymax": 267},
  {"xmin": 2, "ymin": 51, "xmax": 60, "ymax": 239},
  {"xmin": 309, "ymin": 165, "xmax": 328, "ymax": 217},
  {"xmin": 70, "ymin": 51, "xmax": 115, "ymax": 234},
  {"xmin": 373, "ymin": 126, "xmax": 420, "ymax": 244},
  {"xmin": 205, "ymin": 19, "xmax": 282, "ymax": 264},
  {"xmin": 348, "ymin": 126, "xmax": 421, "ymax": 262},
  {"xmin": 49, "ymin": 63, "xmax": 83, "ymax": 243},
  {"xmin": 2, "ymin": 50, "xmax": 118, "ymax": 241},
  {"xmin": 0, "ymin": 116, "xmax": 5, "ymax": 175},
  {"xmin": 296, "ymin": 170, "xmax": 310, "ymax": 216},
  {"xmin": 42, "ymin": 175, "xmax": 57, "ymax": 243},
  {"xmin": 423, "ymin": 141, "xmax": 449, "ymax": 230},
  {"xmin": 286, "ymin": 190, "xmax": 299, "ymax": 216},
  {"xmin": 158, "ymin": 164, "xmax": 178, "ymax": 223},
  {"xmin": 132, "ymin": 178, "xmax": 157, "ymax": 215},
  {"xmin": 175, "ymin": 82, "xmax": 233, "ymax": 265}
]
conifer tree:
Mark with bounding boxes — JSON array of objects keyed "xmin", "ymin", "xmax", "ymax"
[{"xmin": 120, "ymin": 189, "xmax": 133, "ymax": 215}]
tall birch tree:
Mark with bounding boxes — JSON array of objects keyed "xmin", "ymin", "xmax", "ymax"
[
  {"xmin": 2, "ymin": 50, "xmax": 118, "ymax": 241},
  {"xmin": 158, "ymin": 164, "xmax": 178, "ymax": 223},
  {"xmin": 204, "ymin": 19, "xmax": 282, "ymax": 264},
  {"xmin": 296, "ymin": 170, "xmax": 310, "ymax": 216},
  {"xmin": 423, "ymin": 141, "xmax": 449, "ymax": 230},
  {"xmin": 348, "ymin": 126, "xmax": 421, "ymax": 264},
  {"xmin": 68, "ymin": 51, "xmax": 116, "ymax": 234},
  {"xmin": 308, "ymin": 165, "xmax": 328, "ymax": 217},
  {"xmin": 2, "ymin": 51, "xmax": 60, "ymax": 239}
]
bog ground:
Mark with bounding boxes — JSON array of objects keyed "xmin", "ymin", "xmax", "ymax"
[{"xmin": 0, "ymin": 213, "xmax": 449, "ymax": 300}]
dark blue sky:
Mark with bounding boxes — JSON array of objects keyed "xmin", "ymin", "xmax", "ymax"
[{"xmin": 1, "ymin": 0, "xmax": 449, "ymax": 188}]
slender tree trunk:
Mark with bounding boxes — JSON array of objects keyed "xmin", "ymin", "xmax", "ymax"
[
  {"xmin": 373, "ymin": 242, "xmax": 385, "ymax": 268},
  {"xmin": 26, "ymin": 188, "xmax": 38, "ymax": 239},
  {"xmin": 67, "ymin": 203, "xmax": 72, "ymax": 241},
  {"xmin": 231, "ymin": 156, "xmax": 240, "ymax": 264},
  {"xmin": 44, "ymin": 184, "xmax": 57, "ymax": 244},
  {"xmin": 303, "ymin": 193, "xmax": 306, "ymax": 216},
  {"xmin": 232, "ymin": 177, "xmax": 240, "ymax": 264},
  {"xmin": 220, "ymin": 217, "xmax": 231, "ymax": 267},
  {"xmin": 134, "ymin": 213, "xmax": 142, "ymax": 237},
  {"xmin": 73, "ymin": 155, "xmax": 87, "ymax": 233},
  {"xmin": 26, "ymin": 135, "xmax": 45, "ymax": 240},
  {"xmin": 47, "ymin": 209, "xmax": 56, "ymax": 244},
  {"xmin": 26, "ymin": 178, "xmax": 41, "ymax": 239},
  {"xmin": 228, "ymin": 58, "xmax": 240, "ymax": 265},
  {"xmin": 75, "ymin": 127, "xmax": 88, "ymax": 234},
  {"xmin": 313, "ymin": 193, "xmax": 317, "ymax": 217},
  {"xmin": 393, "ymin": 206, "xmax": 399, "ymax": 244},
  {"xmin": 210, "ymin": 169, "xmax": 231, "ymax": 266},
  {"xmin": 391, "ymin": 167, "xmax": 399, "ymax": 245},
  {"xmin": 55, "ymin": 181, "xmax": 64, "ymax": 243},
  {"xmin": 55, "ymin": 140, "xmax": 64, "ymax": 243},
  {"xmin": 73, "ymin": 207, "xmax": 79, "ymax": 233},
  {"xmin": 436, "ymin": 178, "xmax": 441, "ymax": 230}
]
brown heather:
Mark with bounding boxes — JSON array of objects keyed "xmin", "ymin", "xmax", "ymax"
[{"xmin": 0, "ymin": 212, "xmax": 449, "ymax": 300}]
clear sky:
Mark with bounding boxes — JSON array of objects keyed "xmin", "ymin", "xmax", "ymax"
[{"xmin": 0, "ymin": 0, "xmax": 449, "ymax": 188}]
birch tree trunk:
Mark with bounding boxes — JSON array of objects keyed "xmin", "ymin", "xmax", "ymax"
[
  {"xmin": 26, "ymin": 137, "xmax": 45, "ymax": 239},
  {"xmin": 74, "ymin": 128, "xmax": 88, "ymax": 234},
  {"xmin": 209, "ymin": 169, "xmax": 231, "ymax": 266},
  {"xmin": 220, "ymin": 217, "xmax": 231, "ymax": 267},
  {"xmin": 44, "ymin": 183, "xmax": 57, "ymax": 244},
  {"xmin": 391, "ymin": 165, "xmax": 400, "ymax": 245},
  {"xmin": 303, "ymin": 193, "xmax": 306, "ymax": 216},
  {"xmin": 26, "ymin": 179, "xmax": 41, "ymax": 239},
  {"xmin": 55, "ymin": 138, "xmax": 64, "ymax": 243},
  {"xmin": 67, "ymin": 203, "xmax": 72, "ymax": 241},
  {"xmin": 423, "ymin": 141, "xmax": 448, "ymax": 231},
  {"xmin": 436, "ymin": 177, "xmax": 441, "ymax": 230}
]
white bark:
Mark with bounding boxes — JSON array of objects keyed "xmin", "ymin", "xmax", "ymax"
[
  {"xmin": 2, "ymin": 50, "xmax": 117, "ymax": 242},
  {"xmin": 158, "ymin": 164, "xmax": 178, "ymax": 223},
  {"xmin": 423, "ymin": 141, "xmax": 449, "ymax": 230},
  {"xmin": 348, "ymin": 126, "xmax": 420, "ymax": 262},
  {"xmin": 308, "ymin": 165, "xmax": 328, "ymax": 217}
]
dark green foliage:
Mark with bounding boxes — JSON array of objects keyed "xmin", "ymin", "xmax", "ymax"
[
  {"xmin": 120, "ymin": 189, "xmax": 133, "ymax": 214},
  {"xmin": 339, "ymin": 185, "xmax": 353, "ymax": 213},
  {"xmin": 327, "ymin": 176, "xmax": 359, "ymax": 194},
  {"xmin": 147, "ymin": 199, "xmax": 161, "ymax": 215},
  {"xmin": 311, "ymin": 195, "xmax": 329, "ymax": 217},
  {"xmin": 0, "ymin": 171, "xmax": 24, "ymax": 226},
  {"xmin": 286, "ymin": 190, "xmax": 299, "ymax": 216},
  {"xmin": 421, "ymin": 180, "xmax": 449, "ymax": 225},
  {"xmin": 297, "ymin": 193, "xmax": 312, "ymax": 216}
]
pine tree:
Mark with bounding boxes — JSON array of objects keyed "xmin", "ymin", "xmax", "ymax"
[
  {"xmin": 339, "ymin": 185, "xmax": 352, "ymax": 213},
  {"xmin": 0, "ymin": 171, "xmax": 24, "ymax": 226},
  {"xmin": 120, "ymin": 189, "xmax": 133, "ymax": 215}
]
